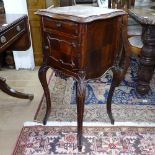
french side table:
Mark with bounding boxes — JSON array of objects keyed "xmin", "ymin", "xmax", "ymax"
[{"xmin": 36, "ymin": 5, "xmax": 126, "ymax": 151}]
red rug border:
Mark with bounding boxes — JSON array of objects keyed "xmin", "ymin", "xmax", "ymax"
[{"xmin": 12, "ymin": 125, "xmax": 155, "ymax": 155}]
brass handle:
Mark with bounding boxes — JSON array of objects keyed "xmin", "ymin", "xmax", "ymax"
[
  {"xmin": 45, "ymin": 45, "xmax": 49, "ymax": 50},
  {"xmin": 0, "ymin": 36, "xmax": 6, "ymax": 44},
  {"xmin": 72, "ymin": 42, "xmax": 77, "ymax": 48},
  {"xmin": 55, "ymin": 23, "xmax": 62, "ymax": 28},
  {"xmin": 16, "ymin": 25, "xmax": 21, "ymax": 32}
]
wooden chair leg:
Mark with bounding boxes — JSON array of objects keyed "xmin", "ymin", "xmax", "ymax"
[{"xmin": 0, "ymin": 77, "xmax": 34, "ymax": 100}]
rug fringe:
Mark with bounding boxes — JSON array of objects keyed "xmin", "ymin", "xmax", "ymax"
[{"xmin": 24, "ymin": 121, "xmax": 155, "ymax": 127}]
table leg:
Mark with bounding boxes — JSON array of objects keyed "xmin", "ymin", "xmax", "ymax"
[
  {"xmin": 38, "ymin": 64, "xmax": 51, "ymax": 125},
  {"xmin": 107, "ymin": 67, "xmax": 123, "ymax": 125},
  {"xmin": 107, "ymin": 23, "xmax": 130, "ymax": 124},
  {"xmin": 0, "ymin": 77, "xmax": 33, "ymax": 100},
  {"xmin": 136, "ymin": 25, "xmax": 155, "ymax": 95},
  {"xmin": 76, "ymin": 71, "xmax": 86, "ymax": 152}
]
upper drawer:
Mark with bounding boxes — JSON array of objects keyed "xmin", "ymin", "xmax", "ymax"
[
  {"xmin": 0, "ymin": 20, "xmax": 25, "ymax": 49},
  {"xmin": 43, "ymin": 17, "xmax": 79, "ymax": 36}
]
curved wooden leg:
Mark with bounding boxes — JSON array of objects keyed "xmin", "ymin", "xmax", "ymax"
[
  {"xmin": 76, "ymin": 71, "xmax": 86, "ymax": 152},
  {"xmin": 0, "ymin": 77, "xmax": 34, "ymax": 100},
  {"xmin": 38, "ymin": 65, "xmax": 51, "ymax": 125},
  {"xmin": 107, "ymin": 68, "xmax": 123, "ymax": 125},
  {"xmin": 107, "ymin": 79, "xmax": 116, "ymax": 125},
  {"xmin": 106, "ymin": 17, "xmax": 131, "ymax": 124}
]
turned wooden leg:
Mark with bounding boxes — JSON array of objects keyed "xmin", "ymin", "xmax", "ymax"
[
  {"xmin": 107, "ymin": 76, "xmax": 116, "ymax": 125},
  {"xmin": 136, "ymin": 25, "xmax": 155, "ymax": 95},
  {"xmin": 76, "ymin": 71, "xmax": 86, "ymax": 152},
  {"xmin": 137, "ymin": 65, "xmax": 155, "ymax": 95},
  {"xmin": 38, "ymin": 64, "xmax": 51, "ymax": 125},
  {"xmin": 0, "ymin": 77, "xmax": 34, "ymax": 100}
]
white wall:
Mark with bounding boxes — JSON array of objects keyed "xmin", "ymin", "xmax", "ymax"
[{"xmin": 3, "ymin": 0, "xmax": 35, "ymax": 70}]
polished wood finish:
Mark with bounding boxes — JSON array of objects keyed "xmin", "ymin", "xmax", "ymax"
[
  {"xmin": 26, "ymin": 0, "xmax": 46, "ymax": 65},
  {"xmin": 36, "ymin": 6, "xmax": 126, "ymax": 151},
  {"xmin": 0, "ymin": 14, "xmax": 34, "ymax": 100},
  {"xmin": 129, "ymin": 8, "xmax": 155, "ymax": 95}
]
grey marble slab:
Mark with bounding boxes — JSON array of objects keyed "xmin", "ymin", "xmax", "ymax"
[{"xmin": 36, "ymin": 5, "xmax": 126, "ymax": 23}]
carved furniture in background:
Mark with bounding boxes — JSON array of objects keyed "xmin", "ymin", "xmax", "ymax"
[
  {"xmin": 105, "ymin": 0, "xmax": 155, "ymax": 95},
  {"xmin": 0, "ymin": 0, "xmax": 16, "ymax": 69},
  {"xmin": 129, "ymin": 7, "xmax": 155, "ymax": 95},
  {"xmin": 0, "ymin": 0, "xmax": 5, "ymax": 69},
  {"xmin": 36, "ymin": 6, "xmax": 126, "ymax": 151},
  {"xmin": 0, "ymin": 14, "xmax": 33, "ymax": 100}
]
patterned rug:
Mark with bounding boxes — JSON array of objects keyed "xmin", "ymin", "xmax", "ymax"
[
  {"xmin": 34, "ymin": 57, "xmax": 155, "ymax": 124},
  {"xmin": 12, "ymin": 125, "xmax": 155, "ymax": 155}
]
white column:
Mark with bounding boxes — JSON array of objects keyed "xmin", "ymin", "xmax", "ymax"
[{"xmin": 3, "ymin": 0, "xmax": 35, "ymax": 70}]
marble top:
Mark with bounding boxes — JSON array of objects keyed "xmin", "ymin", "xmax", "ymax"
[
  {"xmin": 129, "ymin": 8, "xmax": 155, "ymax": 25},
  {"xmin": 36, "ymin": 5, "xmax": 126, "ymax": 23}
]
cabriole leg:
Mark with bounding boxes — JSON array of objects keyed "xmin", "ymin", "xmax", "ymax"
[
  {"xmin": 76, "ymin": 71, "xmax": 86, "ymax": 152},
  {"xmin": 38, "ymin": 64, "xmax": 51, "ymax": 125},
  {"xmin": 107, "ymin": 68, "xmax": 123, "ymax": 125}
]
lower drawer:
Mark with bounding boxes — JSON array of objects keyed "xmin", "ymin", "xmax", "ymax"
[{"xmin": 44, "ymin": 32, "xmax": 80, "ymax": 69}]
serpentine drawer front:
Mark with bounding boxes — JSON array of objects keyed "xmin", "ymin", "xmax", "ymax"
[
  {"xmin": 42, "ymin": 16, "xmax": 80, "ymax": 69},
  {"xmin": 36, "ymin": 5, "xmax": 127, "ymax": 151},
  {"xmin": 43, "ymin": 17, "xmax": 79, "ymax": 35}
]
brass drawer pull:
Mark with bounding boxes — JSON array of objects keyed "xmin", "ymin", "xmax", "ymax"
[
  {"xmin": 55, "ymin": 23, "xmax": 62, "ymax": 28},
  {"xmin": 45, "ymin": 45, "xmax": 49, "ymax": 49},
  {"xmin": 72, "ymin": 42, "xmax": 77, "ymax": 48},
  {"xmin": 16, "ymin": 25, "xmax": 21, "ymax": 32},
  {"xmin": 0, "ymin": 36, "xmax": 7, "ymax": 43}
]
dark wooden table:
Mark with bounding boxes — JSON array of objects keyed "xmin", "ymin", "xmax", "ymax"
[
  {"xmin": 129, "ymin": 7, "xmax": 155, "ymax": 95},
  {"xmin": 0, "ymin": 14, "xmax": 33, "ymax": 100},
  {"xmin": 36, "ymin": 6, "xmax": 127, "ymax": 151}
]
